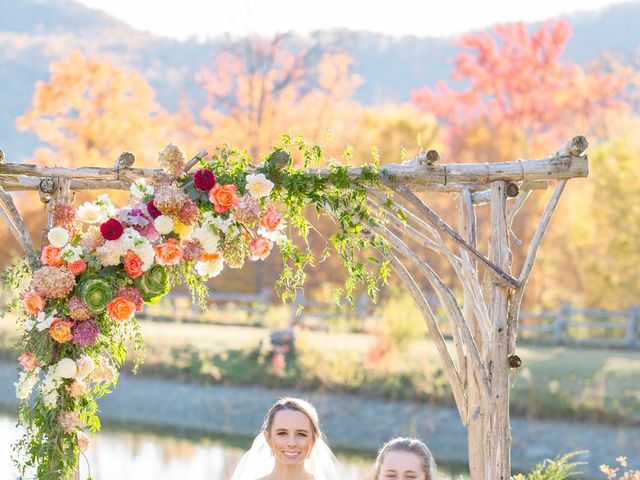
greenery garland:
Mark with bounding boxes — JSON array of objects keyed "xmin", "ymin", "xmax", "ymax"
[{"xmin": 3, "ymin": 136, "xmax": 390, "ymax": 479}]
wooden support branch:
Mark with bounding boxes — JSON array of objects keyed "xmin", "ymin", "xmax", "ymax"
[
  {"xmin": 508, "ymin": 179, "xmax": 568, "ymax": 353},
  {"xmin": 384, "ymin": 250, "xmax": 469, "ymax": 423},
  {"xmin": 373, "ymin": 223, "xmax": 491, "ymax": 402},
  {"xmin": 0, "ymin": 186, "xmax": 38, "ymax": 266},
  {"xmin": 366, "ymin": 197, "xmax": 446, "ymax": 255},
  {"xmin": 384, "ymin": 181, "xmax": 521, "ymax": 287}
]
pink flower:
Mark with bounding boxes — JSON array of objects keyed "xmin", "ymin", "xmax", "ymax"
[
  {"xmin": 250, "ymin": 237, "xmax": 273, "ymax": 261},
  {"xmin": 260, "ymin": 205, "xmax": 283, "ymax": 232},
  {"xmin": 146, "ymin": 200, "xmax": 162, "ymax": 219},
  {"xmin": 41, "ymin": 245, "xmax": 63, "ymax": 267},
  {"xmin": 67, "ymin": 259, "xmax": 87, "ymax": 276},
  {"xmin": 23, "ymin": 291, "xmax": 45, "ymax": 315},
  {"xmin": 18, "ymin": 352, "xmax": 43, "ymax": 371}
]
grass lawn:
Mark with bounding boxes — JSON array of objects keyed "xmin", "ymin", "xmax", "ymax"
[{"xmin": 1, "ymin": 314, "xmax": 638, "ymax": 424}]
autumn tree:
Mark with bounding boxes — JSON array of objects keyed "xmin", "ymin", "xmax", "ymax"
[
  {"xmin": 412, "ymin": 20, "xmax": 628, "ymax": 162},
  {"xmin": 2, "ymin": 52, "xmax": 177, "ymax": 265},
  {"xmin": 17, "ymin": 51, "xmax": 175, "ymax": 168},
  {"xmin": 196, "ymin": 35, "xmax": 364, "ymax": 161}
]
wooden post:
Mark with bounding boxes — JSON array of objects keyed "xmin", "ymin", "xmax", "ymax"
[
  {"xmin": 486, "ymin": 180, "xmax": 512, "ymax": 480},
  {"xmin": 626, "ymin": 306, "xmax": 639, "ymax": 348},
  {"xmin": 554, "ymin": 302, "xmax": 571, "ymax": 344}
]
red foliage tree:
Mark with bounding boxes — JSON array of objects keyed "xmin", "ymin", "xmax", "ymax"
[{"xmin": 412, "ymin": 21, "xmax": 628, "ymax": 160}]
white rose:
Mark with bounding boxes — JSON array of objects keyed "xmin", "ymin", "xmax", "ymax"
[
  {"xmin": 48, "ymin": 227, "xmax": 69, "ymax": 248},
  {"xmin": 245, "ymin": 173, "xmax": 274, "ymax": 198},
  {"xmin": 61, "ymin": 245, "xmax": 83, "ymax": 263},
  {"xmin": 74, "ymin": 355, "xmax": 95, "ymax": 380},
  {"xmin": 195, "ymin": 258, "xmax": 224, "ymax": 279},
  {"xmin": 55, "ymin": 358, "xmax": 78, "ymax": 379},
  {"xmin": 154, "ymin": 215, "xmax": 174, "ymax": 235},
  {"xmin": 133, "ymin": 241, "xmax": 155, "ymax": 270}
]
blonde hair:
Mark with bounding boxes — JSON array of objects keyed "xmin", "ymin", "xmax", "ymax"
[
  {"xmin": 262, "ymin": 397, "xmax": 321, "ymax": 441},
  {"xmin": 374, "ymin": 437, "xmax": 437, "ymax": 479}
]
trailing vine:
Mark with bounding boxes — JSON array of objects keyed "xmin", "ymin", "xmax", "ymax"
[{"xmin": 5, "ymin": 137, "xmax": 390, "ymax": 479}]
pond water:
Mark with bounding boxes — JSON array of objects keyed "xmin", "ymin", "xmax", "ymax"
[{"xmin": 1, "ymin": 415, "xmax": 466, "ymax": 479}]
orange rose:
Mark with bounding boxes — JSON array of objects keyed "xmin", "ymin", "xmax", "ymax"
[
  {"xmin": 154, "ymin": 238, "xmax": 184, "ymax": 266},
  {"xmin": 23, "ymin": 291, "xmax": 45, "ymax": 315},
  {"xmin": 250, "ymin": 237, "xmax": 273, "ymax": 261},
  {"xmin": 260, "ymin": 205, "xmax": 283, "ymax": 232},
  {"xmin": 208, "ymin": 184, "xmax": 238, "ymax": 213},
  {"xmin": 49, "ymin": 319, "xmax": 74, "ymax": 344},
  {"xmin": 123, "ymin": 250, "xmax": 145, "ymax": 277},
  {"xmin": 41, "ymin": 245, "xmax": 63, "ymax": 267},
  {"xmin": 201, "ymin": 251, "xmax": 221, "ymax": 262},
  {"xmin": 106, "ymin": 297, "xmax": 136, "ymax": 322}
]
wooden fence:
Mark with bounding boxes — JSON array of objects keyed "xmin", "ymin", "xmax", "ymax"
[
  {"xmin": 518, "ymin": 303, "xmax": 640, "ymax": 349},
  {"xmin": 132, "ymin": 292, "xmax": 639, "ymax": 349}
]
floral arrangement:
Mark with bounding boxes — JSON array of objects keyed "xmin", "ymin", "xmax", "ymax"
[{"xmin": 7, "ymin": 137, "xmax": 390, "ymax": 479}]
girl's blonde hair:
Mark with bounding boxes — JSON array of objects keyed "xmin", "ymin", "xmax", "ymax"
[{"xmin": 374, "ymin": 437, "xmax": 437, "ymax": 479}]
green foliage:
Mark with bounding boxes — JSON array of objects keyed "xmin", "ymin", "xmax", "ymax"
[
  {"xmin": 512, "ymin": 451, "xmax": 586, "ymax": 480},
  {"xmin": 377, "ymin": 287, "xmax": 426, "ymax": 351}
]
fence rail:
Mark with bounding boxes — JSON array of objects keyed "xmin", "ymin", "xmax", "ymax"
[{"xmin": 83, "ymin": 291, "xmax": 640, "ymax": 349}]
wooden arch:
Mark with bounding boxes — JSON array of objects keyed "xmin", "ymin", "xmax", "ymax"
[{"xmin": 0, "ymin": 136, "xmax": 589, "ymax": 479}]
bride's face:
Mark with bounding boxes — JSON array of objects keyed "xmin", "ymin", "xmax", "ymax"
[
  {"xmin": 379, "ymin": 450, "xmax": 426, "ymax": 480},
  {"xmin": 265, "ymin": 409, "xmax": 315, "ymax": 467}
]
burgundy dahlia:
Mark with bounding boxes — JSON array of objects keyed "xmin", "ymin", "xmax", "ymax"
[
  {"xmin": 72, "ymin": 318, "xmax": 100, "ymax": 347},
  {"xmin": 100, "ymin": 218, "xmax": 124, "ymax": 241},
  {"xmin": 194, "ymin": 169, "xmax": 216, "ymax": 191},
  {"xmin": 146, "ymin": 200, "xmax": 162, "ymax": 219}
]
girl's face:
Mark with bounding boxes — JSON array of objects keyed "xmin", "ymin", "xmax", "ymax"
[
  {"xmin": 379, "ymin": 450, "xmax": 426, "ymax": 480},
  {"xmin": 265, "ymin": 409, "xmax": 315, "ymax": 467}
]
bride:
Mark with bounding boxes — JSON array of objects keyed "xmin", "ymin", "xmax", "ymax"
[{"xmin": 230, "ymin": 397, "xmax": 346, "ymax": 480}]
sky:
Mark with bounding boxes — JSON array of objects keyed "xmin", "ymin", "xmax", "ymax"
[{"xmin": 76, "ymin": 0, "xmax": 624, "ymax": 40}]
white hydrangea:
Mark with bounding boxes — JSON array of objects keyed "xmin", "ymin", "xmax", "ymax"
[
  {"xmin": 195, "ymin": 258, "xmax": 224, "ymax": 279},
  {"xmin": 54, "ymin": 358, "xmax": 78, "ymax": 379},
  {"xmin": 257, "ymin": 226, "xmax": 288, "ymax": 246},
  {"xmin": 48, "ymin": 227, "xmax": 69, "ymax": 248},
  {"xmin": 130, "ymin": 178, "xmax": 154, "ymax": 199},
  {"xmin": 120, "ymin": 227, "xmax": 143, "ymax": 251},
  {"xmin": 26, "ymin": 309, "xmax": 56, "ymax": 332},
  {"xmin": 15, "ymin": 370, "xmax": 39, "ymax": 400},
  {"xmin": 96, "ymin": 194, "xmax": 116, "ymax": 217},
  {"xmin": 192, "ymin": 225, "xmax": 220, "ymax": 253},
  {"xmin": 41, "ymin": 368, "xmax": 62, "ymax": 409},
  {"xmin": 61, "ymin": 244, "xmax": 83, "ymax": 263},
  {"xmin": 201, "ymin": 212, "xmax": 233, "ymax": 234},
  {"xmin": 245, "ymin": 173, "xmax": 274, "ymax": 198},
  {"xmin": 154, "ymin": 215, "xmax": 174, "ymax": 235}
]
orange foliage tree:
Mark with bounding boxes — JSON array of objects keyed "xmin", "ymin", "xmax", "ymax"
[{"xmin": 17, "ymin": 51, "xmax": 174, "ymax": 168}]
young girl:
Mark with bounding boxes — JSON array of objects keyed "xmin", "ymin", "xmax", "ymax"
[{"xmin": 374, "ymin": 437, "xmax": 437, "ymax": 480}]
